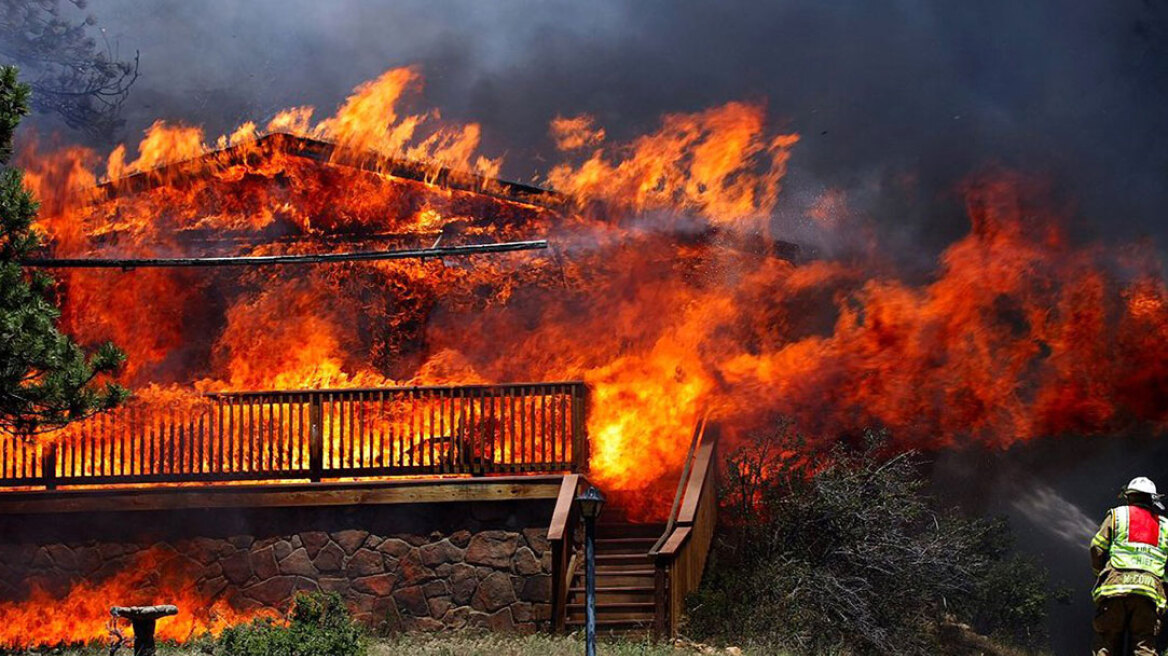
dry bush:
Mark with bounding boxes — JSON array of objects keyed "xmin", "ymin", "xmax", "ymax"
[{"xmin": 687, "ymin": 425, "xmax": 1053, "ymax": 655}]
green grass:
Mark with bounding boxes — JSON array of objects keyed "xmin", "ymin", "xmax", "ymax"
[
  {"xmin": 374, "ymin": 633, "xmax": 768, "ymax": 656},
  {"xmin": 10, "ymin": 632, "xmax": 772, "ymax": 656}
]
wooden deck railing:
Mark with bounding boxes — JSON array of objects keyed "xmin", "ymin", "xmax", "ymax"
[
  {"xmin": 649, "ymin": 418, "xmax": 720, "ymax": 639},
  {"xmin": 0, "ymin": 382, "xmax": 589, "ymax": 490}
]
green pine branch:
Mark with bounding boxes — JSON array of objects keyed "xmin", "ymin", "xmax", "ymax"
[{"xmin": 0, "ymin": 64, "xmax": 126, "ymax": 436}]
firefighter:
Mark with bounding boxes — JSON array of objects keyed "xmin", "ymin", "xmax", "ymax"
[{"xmin": 1091, "ymin": 476, "xmax": 1168, "ymax": 656}]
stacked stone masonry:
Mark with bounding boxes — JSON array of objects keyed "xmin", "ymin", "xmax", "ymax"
[{"xmin": 0, "ymin": 502, "xmax": 556, "ymax": 633}]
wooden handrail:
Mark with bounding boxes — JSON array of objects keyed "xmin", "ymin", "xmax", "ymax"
[
  {"xmin": 548, "ymin": 473, "xmax": 586, "ymax": 631},
  {"xmin": 651, "ymin": 421, "xmax": 720, "ymax": 639},
  {"xmin": 548, "ymin": 474, "xmax": 581, "ymax": 542},
  {"xmin": 675, "ymin": 425, "xmax": 718, "ymax": 526},
  {"xmin": 649, "ymin": 411, "xmax": 708, "ymax": 557}
]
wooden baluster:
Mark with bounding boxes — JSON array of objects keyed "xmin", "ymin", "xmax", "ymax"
[
  {"xmin": 549, "ymin": 387, "xmax": 558, "ymax": 466},
  {"xmin": 377, "ymin": 391, "xmax": 386, "ymax": 470},
  {"xmin": 390, "ymin": 391, "xmax": 400, "ymax": 470},
  {"xmin": 463, "ymin": 389, "xmax": 473, "ymax": 474},
  {"xmin": 196, "ymin": 406, "xmax": 205, "ymax": 476},
  {"xmin": 438, "ymin": 390, "xmax": 448, "ymax": 474},
  {"xmin": 230, "ymin": 396, "xmax": 239, "ymax": 475},
  {"xmin": 171, "ymin": 409, "xmax": 179, "ymax": 476},
  {"xmin": 247, "ymin": 398, "xmax": 255, "ymax": 473},
  {"xmin": 359, "ymin": 392, "xmax": 368, "ymax": 472},
  {"xmin": 522, "ymin": 388, "xmax": 530, "ymax": 468},
  {"xmin": 275, "ymin": 397, "xmax": 284, "ymax": 473},
  {"xmin": 509, "ymin": 392, "xmax": 517, "ymax": 474},
  {"xmin": 425, "ymin": 392, "xmax": 434, "ymax": 472},
  {"xmin": 42, "ymin": 441, "xmax": 57, "ymax": 490},
  {"xmin": 213, "ymin": 400, "xmax": 222, "ymax": 475},
  {"xmin": 560, "ymin": 386, "xmax": 569, "ymax": 468},
  {"xmin": 452, "ymin": 390, "xmax": 461, "ymax": 474},
  {"xmin": 295, "ymin": 396, "xmax": 304, "ymax": 472},
  {"xmin": 97, "ymin": 413, "xmax": 105, "ymax": 478},
  {"xmin": 147, "ymin": 405, "xmax": 156, "ymax": 477},
  {"xmin": 265, "ymin": 397, "xmax": 274, "ymax": 473},
  {"xmin": 540, "ymin": 388, "xmax": 548, "ymax": 465},
  {"xmin": 349, "ymin": 393, "xmax": 358, "ymax": 471}
]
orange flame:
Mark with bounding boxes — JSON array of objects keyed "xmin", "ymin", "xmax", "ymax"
[
  {"xmin": 0, "ymin": 547, "xmax": 274, "ymax": 649},
  {"xmin": 17, "ymin": 64, "xmax": 1167, "ymax": 495}
]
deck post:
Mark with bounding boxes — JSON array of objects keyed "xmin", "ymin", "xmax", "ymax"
[
  {"xmin": 309, "ymin": 395, "xmax": 323, "ymax": 482},
  {"xmin": 653, "ymin": 562, "xmax": 669, "ymax": 639},
  {"xmin": 42, "ymin": 442, "xmax": 57, "ymax": 491},
  {"xmin": 572, "ymin": 385, "xmax": 590, "ymax": 473}
]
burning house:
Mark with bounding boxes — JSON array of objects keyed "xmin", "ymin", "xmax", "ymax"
[{"xmin": 0, "ymin": 64, "xmax": 1166, "ymax": 650}]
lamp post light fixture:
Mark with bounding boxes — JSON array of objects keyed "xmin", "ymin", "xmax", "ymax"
[{"xmin": 576, "ymin": 486, "xmax": 606, "ymax": 656}]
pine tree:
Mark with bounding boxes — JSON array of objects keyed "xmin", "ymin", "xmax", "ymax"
[
  {"xmin": 0, "ymin": 65, "xmax": 126, "ymax": 435},
  {"xmin": 0, "ymin": 1, "xmax": 139, "ymax": 139}
]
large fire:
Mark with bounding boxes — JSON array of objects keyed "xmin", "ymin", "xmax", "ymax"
[
  {"xmin": 0, "ymin": 547, "xmax": 270, "ymax": 648},
  {"xmin": 2, "ymin": 64, "xmax": 1166, "ymax": 646}
]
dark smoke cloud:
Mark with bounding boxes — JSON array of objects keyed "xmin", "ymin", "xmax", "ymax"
[{"xmin": 23, "ymin": 0, "xmax": 1168, "ymax": 255}]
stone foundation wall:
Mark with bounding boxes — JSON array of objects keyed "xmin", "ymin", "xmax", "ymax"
[{"xmin": 0, "ymin": 501, "xmax": 555, "ymax": 633}]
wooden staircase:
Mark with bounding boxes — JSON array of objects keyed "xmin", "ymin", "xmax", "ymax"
[
  {"xmin": 548, "ymin": 415, "xmax": 721, "ymax": 640},
  {"xmin": 563, "ymin": 520, "xmax": 663, "ymax": 633}
]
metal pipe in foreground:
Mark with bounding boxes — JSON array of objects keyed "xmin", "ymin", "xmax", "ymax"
[
  {"xmin": 576, "ymin": 486, "xmax": 606, "ymax": 656},
  {"xmin": 584, "ymin": 513, "xmax": 597, "ymax": 656}
]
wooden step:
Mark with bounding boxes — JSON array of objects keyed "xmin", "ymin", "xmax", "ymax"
[
  {"xmin": 573, "ymin": 574, "xmax": 654, "ymax": 589},
  {"xmin": 569, "ymin": 585, "xmax": 654, "ymax": 594},
  {"xmin": 595, "ymin": 536, "xmax": 658, "ymax": 545},
  {"xmin": 593, "ymin": 562, "xmax": 658, "ymax": 571},
  {"xmin": 596, "ymin": 523, "xmax": 666, "ymax": 539},
  {"xmin": 568, "ymin": 591, "xmax": 655, "ymax": 605},
  {"xmin": 564, "ymin": 616, "xmax": 654, "ymax": 628},
  {"xmin": 566, "ymin": 612, "xmax": 655, "ymax": 623},
  {"xmin": 567, "ymin": 601, "xmax": 655, "ymax": 612},
  {"xmin": 594, "ymin": 537, "xmax": 658, "ymax": 553},
  {"xmin": 596, "ymin": 552, "xmax": 651, "ymax": 563},
  {"xmin": 591, "ymin": 565, "xmax": 655, "ymax": 576},
  {"xmin": 574, "ymin": 567, "xmax": 656, "ymax": 580}
]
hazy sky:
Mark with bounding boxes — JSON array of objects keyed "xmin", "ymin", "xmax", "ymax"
[{"xmin": 19, "ymin": 0, "xmax": 1165, "ymax": 256}]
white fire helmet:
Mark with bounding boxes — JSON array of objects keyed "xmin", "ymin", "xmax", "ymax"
[{"xmin": 1125, "ymin": 477, "xmax": 1159, "ymax": 497}]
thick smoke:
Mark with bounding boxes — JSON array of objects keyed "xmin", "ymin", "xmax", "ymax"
[
  {"xmin": 25, "ymin": 0, "xmax": 1168, "ymax": 253},
  {"xmin": 10, "ymin": 1, "xmax": 1168, "ymax": 653}
]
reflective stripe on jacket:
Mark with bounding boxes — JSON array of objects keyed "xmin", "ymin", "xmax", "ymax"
[{"xmin": 1091, "ymin": 505, "xmax": 1168, "ymax": 608}]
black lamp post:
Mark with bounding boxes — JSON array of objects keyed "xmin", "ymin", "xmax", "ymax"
[{"xmin": 577, "ymin": 486, "xmax": 606, "ymax": 656}]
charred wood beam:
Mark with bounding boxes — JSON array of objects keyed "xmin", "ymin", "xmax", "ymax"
[
  {"xmin": 20, "ymin": 239, "xmax": 548, "ymax": 269},
  {"xmin": 95, "ymin": 132, "xmax": 564, "ymax": 211}
]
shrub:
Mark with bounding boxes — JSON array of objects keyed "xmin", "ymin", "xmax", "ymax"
[
  {"xmin": 214, "ymin": 592, "xmax": 366, "ymax": 656},
  {"xmin": 687, "ymin": 425, "xmax": 1052, "ymax": 655}
]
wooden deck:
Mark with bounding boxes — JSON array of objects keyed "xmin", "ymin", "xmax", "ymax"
[{"xmin": 0, "ymin": 475, "xmax": 565, "ymax": 514}]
